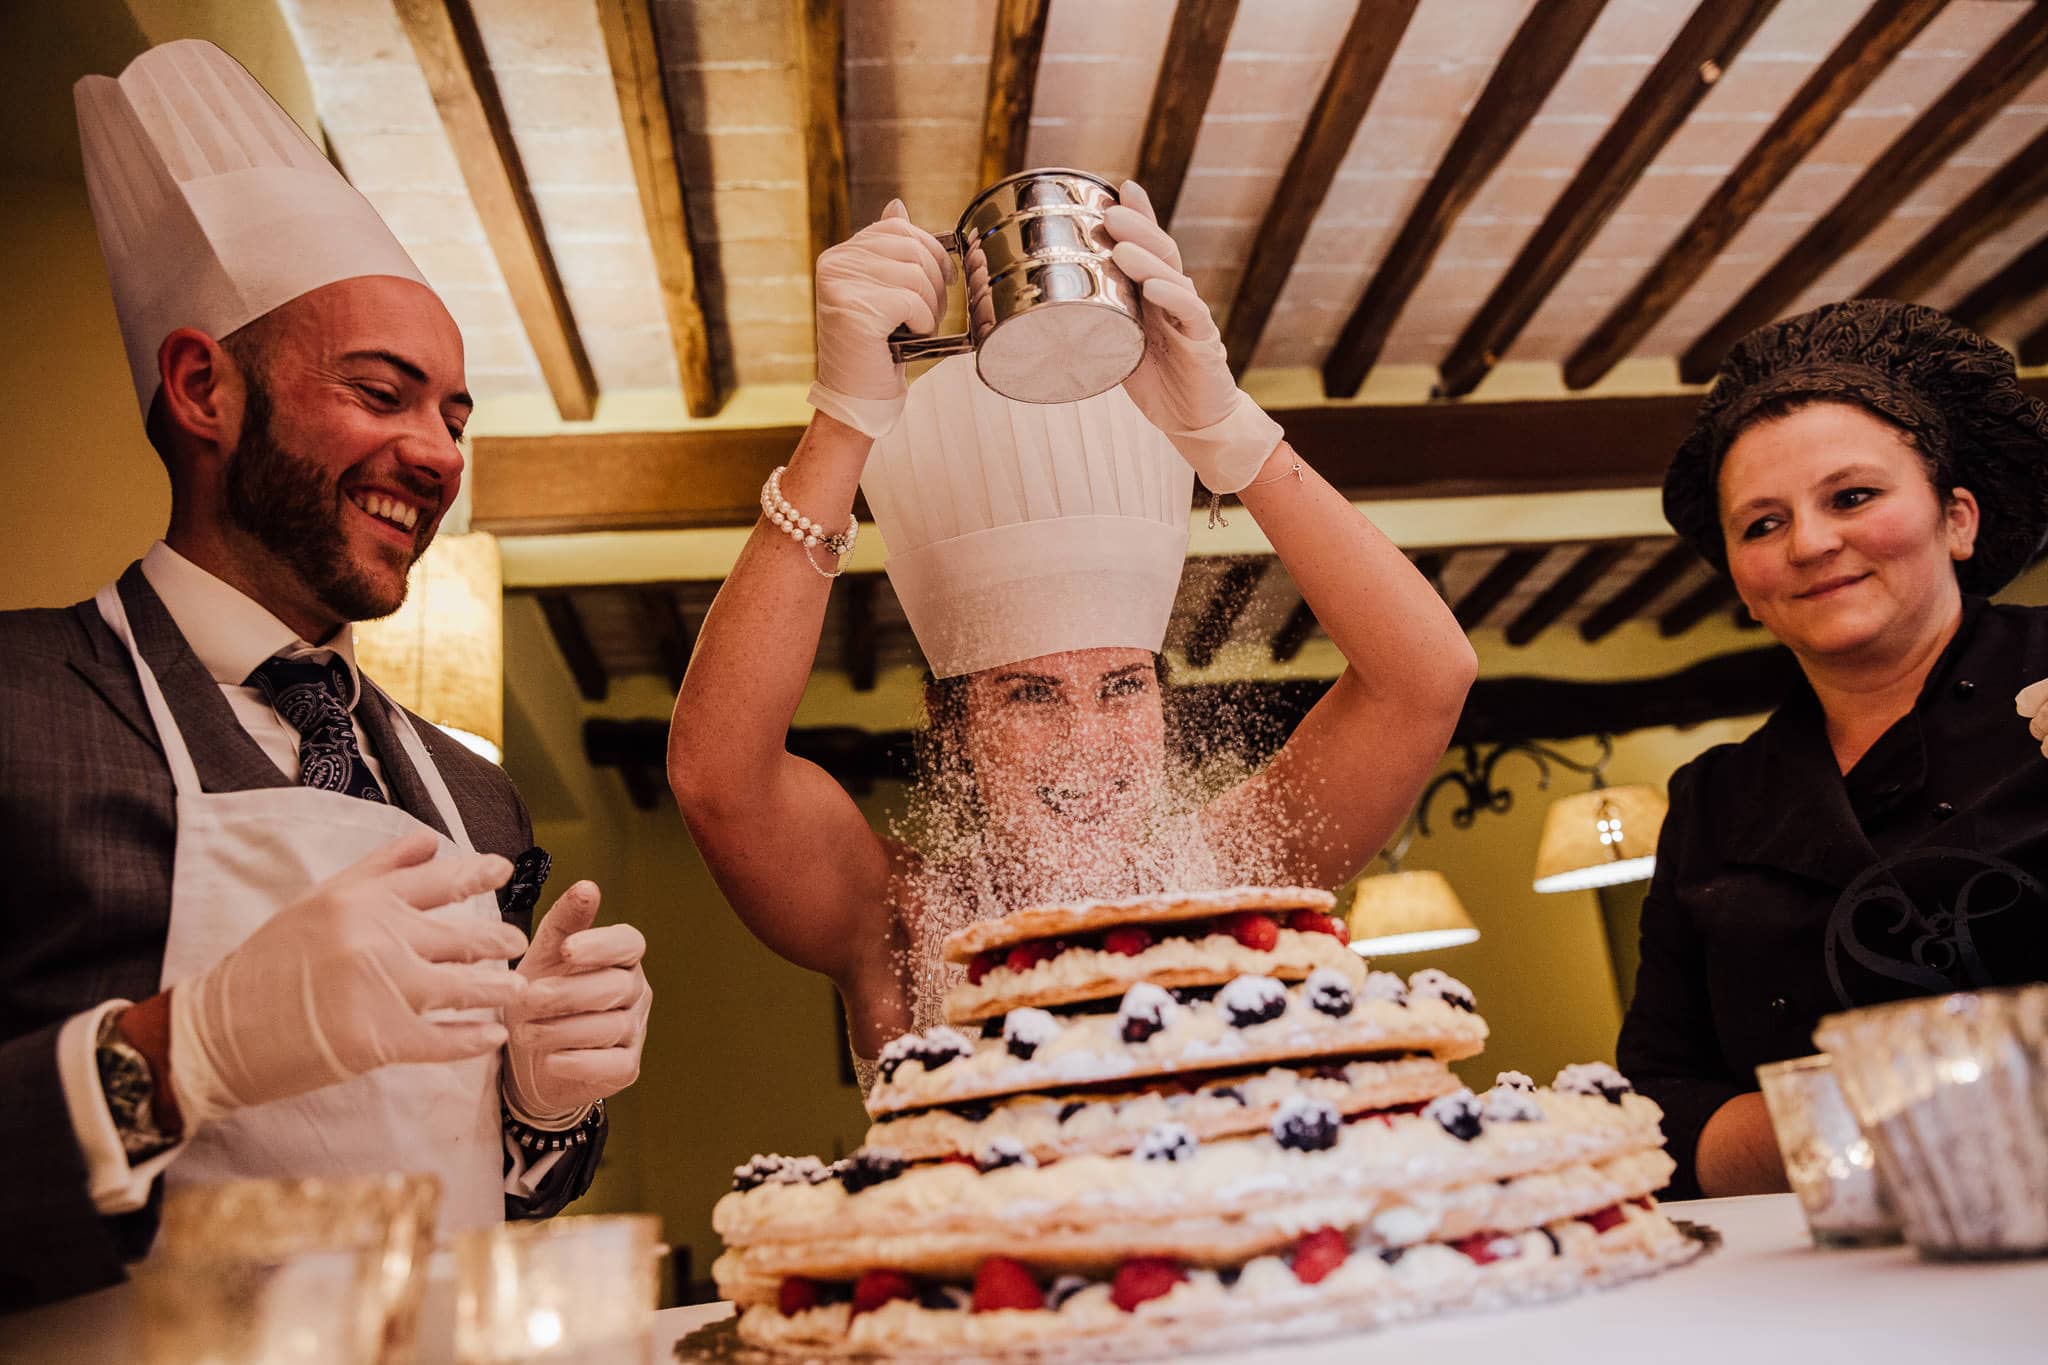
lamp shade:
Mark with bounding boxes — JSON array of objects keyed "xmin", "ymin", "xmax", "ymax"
[
  {"xmin": 1531, "ymin": 783, "xmax": 1666, "ymax": 893},
  {"xmin": 1347, "ymin": 870, "xmax": 1479, "ymax": 956},
  {"xmin": 354, "ymin": 532, "xmax": 504, "ymax": 764}
]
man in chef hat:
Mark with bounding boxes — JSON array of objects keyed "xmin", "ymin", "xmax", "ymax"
[
  {"xmin": 669, "ymin": 189, "xmax": 1476, "ymax": 1073},
  {"xmin": 0, "ymin": 40, "xmax": 649, "ymax": 1308}
]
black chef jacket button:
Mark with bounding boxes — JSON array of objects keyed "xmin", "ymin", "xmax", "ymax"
[
  {"xmin": 1953, "ymin": 679, "xmax": 1975, "ymax": 700},
  {"xmin": 1769, "ymin": 996, "xmax": 1790, "ymax": 1017},
  {"xmin": 1934, "ymin": 801, "xmax": 1956, "ymax": 819}
]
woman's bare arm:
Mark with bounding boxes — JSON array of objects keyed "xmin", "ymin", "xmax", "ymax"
[
  {"xmin": 1695, "ymin": 1092, "xmax": 1791, "ymax": 1196},
  {"xmin": 1203, "ymin": 444, "xmax": 1475, "ymax": 885},
  {"xmin": 668, "ymin": 414, "xmax": 896, "ymax": 984}
]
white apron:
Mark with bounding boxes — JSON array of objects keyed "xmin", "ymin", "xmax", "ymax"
[{"xmin": 95, "ymin": 583, "xmax": 505, "ymax": 1233}]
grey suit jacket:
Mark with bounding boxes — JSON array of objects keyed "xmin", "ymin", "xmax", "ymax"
[{"xmin": 0, "ymin": 564, "xmax": 602, "ymax": 1309}]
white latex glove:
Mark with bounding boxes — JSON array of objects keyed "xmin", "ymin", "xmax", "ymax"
[
  {"xmin": 2016, "ymin": 679, "xmax": 2048, "ymax": 758},
  {"xmin": 808, "ymin": 200, "xmax": 955, "ymax": 439},
  {"xmin": 1103, "ymin": 179, "xmax": 1283, "ymax": 494},
  {"xmin": 169, "ymin": 833, "xmax": 528, "ymax": 1129},
  {"xmin": 501, "ymin": 880, "xmax": 651, "ymax": 1124}
]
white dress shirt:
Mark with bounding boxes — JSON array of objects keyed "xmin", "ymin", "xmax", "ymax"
[{"xmin": 59, "ymin": 544, "xmax": 550, "ymax": 1214}]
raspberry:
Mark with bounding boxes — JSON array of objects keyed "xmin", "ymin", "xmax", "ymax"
[
  {"xmin": 967, "ymin": 952, "xmax": 997, "ymax": 985},
  {"xmin": 972, "ymin": 1257, "xmax": 1045, "ymax": 1312},
  {"xmin": 1109, "ymin": 1258, "xmax": 1186, "ymax": 1312},
  {"xmin": 1221, "ymin": 911, "xmax": 1279, "ymax": 952},
  {"xmin": 778, "ymin": 1277, "xmax": 821, "ymax": 1315},
  {"xmin": 1102, "ymin": 925, "xmax": 1155, "ymax": 956},
  {"xmin": 1579, "ymin": 1204, "xmax": 1626, "ymax": 1234},
  {"xmin": 1452, "ymin": 1233, "xmax": 1504, "ymax": 1266},
  {"xmin": 851, "ymin": 1268, "xmax": 916, "ymax": 1316},
  {"xmin": 1290, "ymin": 1227, "xmax": 1348, "ymax": 1285},
  {"xmin": 1005, "ymin": 940, "xmax": 1061, "ymax": 975}
]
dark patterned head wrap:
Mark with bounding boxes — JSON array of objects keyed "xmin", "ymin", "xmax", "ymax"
[{"xmin": 1665, "ymin": 299, "xmax": 2048, "ymax": 595}]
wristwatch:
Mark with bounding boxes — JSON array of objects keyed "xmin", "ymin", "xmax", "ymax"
[{"xmin": 96, "ymin": 1010, "xmax": 177, "ymax": 1162}]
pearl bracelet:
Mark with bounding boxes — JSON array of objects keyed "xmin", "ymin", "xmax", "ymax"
[{"xmin": 761, "ymin": 465, "xmax": 858, "ymax": 579}]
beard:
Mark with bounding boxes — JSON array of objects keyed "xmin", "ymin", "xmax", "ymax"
[{"xmin": 222, "ymin": 375, "xmax": 434, "ymax": 622}]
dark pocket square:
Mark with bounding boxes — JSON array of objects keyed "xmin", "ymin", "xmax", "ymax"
[{"xmin": 497, "ymin": 845, "xmax": 553, "ymax": 923}]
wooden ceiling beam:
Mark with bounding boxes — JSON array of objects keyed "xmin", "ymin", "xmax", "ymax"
[
  {"xmin": 536, "ymin": 590, "xmax": 608, "ymax": 701},
  {"xmin": 1269, "ymin": 598, "xmax": 1318, "ymax": 663},
  {"xmin": 1580, "ymin": 543, "xmax": 1699, "ymax": 642},
  {"xmin": 394, "ymin": 0, "xmax": 597, "ymax": 421},
  {"xmin": 797, "ymin": 0, "xmax": 850, "ymax": 266},
  {"xmin": 1220, "ymin": 0, "xmax": 1422, "ymax": 375},
  {"xmin": 1563, "ymin": 0, "xmax": 1947, "ymax": 392},
  {"xmin": 1860, "ymin": 124, "xmax": 2048, "ymax": 303},
  {"xmin": 1503, "ymin": 540, "xmax": 1635, "ymax": 646},
  {"xmin": 980, "ymin": 0, "xmax": 1052, "ymax": 184},
  {"xmin": 1657, "ymin": 576, "xmax": 1736, "ymax": 638},
  {"xmin": 1949, "ymin": 233, "xmax": 2048, "ymax": 334},
  {"xmin": 595, "ymin": 0, "xmax": 721, "ymax": 417},
  {"xmin": 2021, "ymin": 316, "xmax": 2048, "ymax": 368},
  {"xmin": 636, "ymin": 586, "xmax": 694, "ymax": 692},
  {"xmin": 1453, "ymin": 547, "xmax": 1551, "ymax": 631},
  {"xmin": 472, "ymin": 381, "xmax": 2048, "ymax": 534},
  {"xmin": 1321, "ymin": 0, "xmax": 1610, "ymax": 399},
  {"xmin": 1431, "ymin": 0, "xmax": 1781, "ymax": 401},
  {"xmin": 1133, "ymin": 0, "xmax": 1240, "ymax": 225},
  {"xmin": 1185, "ymin": 560, "xmax": 1268, "ymax": 669},
  {"xmin": 1679, "ymin": 8, "xmax": 2048, "ymax": 384}
]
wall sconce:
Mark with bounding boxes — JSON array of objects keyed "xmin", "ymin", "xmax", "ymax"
[
  {"xmin": 1415, "ymin": 734, "xmax": 1665, "ymax": 894},
  {"xmin": 355, "ymin": 531, "xmax": 505, "ymax": 764},
  {"xmin": 1345, "ymin": 827, "xmax": 1479, "ymax": 956}
]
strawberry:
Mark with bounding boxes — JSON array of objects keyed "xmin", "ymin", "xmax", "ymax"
[
  {"xmin": 851, "ymin": 1268, "xmax": 917, "ymax": 1316},
  {"xmin": 1102, "ymin": 925, "xmax": 1155, "ymax": 957},
  {"xmin": 1005, "ymin": 940, "xmax": 1061, "ymax": 975},
  {"xmin": 1451, "ymin": 1233, "xmax": 1502, "ymax": 1266},
  {"xmin": 972, "ymin": 1257, "xmax": 1045, "ymax": 1312},
  {"xmin": 778, "ymin": 1277, "xmax": 821, "ymax": 1315},
  {"xmin": 1110, "ymin": 1258, "xmax": 1186, "ymax": 1312},
  {"xmin": 1330, "ymin": 916, "xmax": 1350, "ymax": 946},
  {"xmin": 1289, "ymin": 1227, "xmax": 1348, "ymax": 1285},
  {"xmin": 1285, "ymin": 909, "xmax": 1341, "ymax": 941},
  {"xmin": 1578, "ymin": 1204, "xmax": 1626, "ymax": 1234},
  {"xmin": 967, "ymin": 952, "xmax": 997, "ymax": 985},
  {"xmin": 1221, "ymin": 912, "xmax": 1279, "ymax": 952}
]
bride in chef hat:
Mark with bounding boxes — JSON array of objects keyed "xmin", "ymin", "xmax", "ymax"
[{"xmin": 669, "ymin": 187, "xmax": 1475, "ymax": 1071}]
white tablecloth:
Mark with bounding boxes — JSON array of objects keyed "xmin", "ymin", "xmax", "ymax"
[
  {"xmin": 7, "ymin": 1196, "xmax": 2044, "ymax": 1362},
  {"xmin": 660, "ymin": 1194, "xmax": 2048, "ymax": 1363}
]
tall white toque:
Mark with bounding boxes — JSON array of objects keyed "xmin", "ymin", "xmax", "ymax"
[
  {"xmin": 862, "ymin": 354, "xmax": 1194, "ymax": 679},
  {"xmin": 75, "ymin": 39, "xmax": 431, "ymax": 418}
]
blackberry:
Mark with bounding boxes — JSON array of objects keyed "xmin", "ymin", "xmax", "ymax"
[
  {"xmin": 1058, "ymin": 1101, "xmax": 1086, "ymax": 1124},
  {"xmin": 838, "ymin": 1149, "xmax": 907, "ymax": 1193},
  {"xmin": 1408, "ymin": 969, "xmax": 1475, "ymax": 1013},
  {"xmin": 1554, "ymin": 1062, "xmax": 1634, "ymax": 1105},
  {"xmin": 1425, "ymin": 1089, "xmax": 1484, "ymax": 1142},
  {"xmin": 950, "ymin": 1099, "xmax": 994, "ymax": 1123},
  {"xmin": 1135, "ymin": 1123, "xmax": 1198, "ymax": 1163},
  {"xmin": 1002, "ymin": 1007, "xmax": 1059, "ymax": 1061},
  {"xmin": 980, "ymin": 1017, "xmax": 1004, "ymax": 1039},
  {"xmin": 1212, "ymin": 1085, "xmax": 1247, "ymax": 1106},
  {"xmin": 731, "ymin": 1154, "xmax": 827, "ymax": 1192},
  {"xmin": 1047, "ymin": 1276, "xmax": 1091, "ymax": 1310},
  {"xmin": 1216, "ymin": 1266, "xmax": 1242, "ymax": 1288},
  {"xmin": 1270, "ymin": 1096, "xmax": 1341, "ymax": 1152},
  {"xmin": 1305, "ymin": 968, "xmax": 1355, "ymax": 1018},
  {"xmin": 1361, "ymin": 971, "xmax": 1408, "ymax": 1006},
  {"xmin": 1117, "ymin": 983, "xmax": 1175, "ymax": 1044},
  {"xmin": 877, "ymin": 1027, "xmax": 974, "ymax": 1084},
  {"xmin": 1218, "ymin": 975, "xmax": 1288, "ymax": 1028},
  {"xmin": 975, "ymin": 1137, "xmax": 1036, "ymax": 1173},
  {"xmin": 916, "ymin": 1285, "xmax": 970, "ymax": 1312},
  {"xmin": 1379, "ymin": 1247, "xmax": 1406, "ymax": 1266}
]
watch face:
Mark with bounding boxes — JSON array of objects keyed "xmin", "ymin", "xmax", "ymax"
[{"xmin": 98, "ymin": 1034, "xmax": 170, "ymax": 1158}]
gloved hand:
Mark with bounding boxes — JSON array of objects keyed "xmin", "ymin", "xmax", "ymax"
[
  {"xmin": 1104, "ymin": 179, "xmax": 1283, "ymax": 494},
  {"xmin": 501, "ymin": 880, "xmax": 651, "ymax": 1124},
  {"xmin": 169, "ymin": 832, "xmax": 529, "ymax": 1129},
  {"xmin": 809, "ymin": 199, "xmax": 954, "ymax": 438},
  {"xmin": 2015, "ymin": 679, "xmax": 2048, "ymax": 757}
]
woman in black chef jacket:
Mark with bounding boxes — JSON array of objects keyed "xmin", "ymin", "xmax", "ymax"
[{"xmin": 1617, "ymin": 299, "xmax": 2048, "ymax": 1200}]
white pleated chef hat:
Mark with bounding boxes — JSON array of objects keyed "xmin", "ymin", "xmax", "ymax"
[
  {"xmin": 75, "ymin": 39, "xmax": 431, "ymax": 418},
  {"xmin": 862, "ymin": 355, "xmax": 1194, "ymax": 679}
]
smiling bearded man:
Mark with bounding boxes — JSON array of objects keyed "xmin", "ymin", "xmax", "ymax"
[{"xmin": 0, "ymin": 40, "xmax": 650, "ymax": 1310}]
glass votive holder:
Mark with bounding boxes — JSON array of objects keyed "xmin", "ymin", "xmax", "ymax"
[
  {"xmin": 1756, "ymin": 1054, "xmax": 1901, "ymax": 1248},
  {"xmin": 136, "ymin": 1241, "xmax": 386, "ymax": 1364},
  {"xmin": 1814, "ymin": 984, "xmax": 2048, "ymax": 1259},
  {"xmin": 453, "ymin": 1214, "xmax": 662, "ymax": 1364},
  {"xmin": 146, "ymin": 1173, "xmax": 443, "ymax": 1364}
]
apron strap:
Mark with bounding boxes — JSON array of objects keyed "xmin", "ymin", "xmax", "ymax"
[
  {"xmin": 94, "ymin": 583, "xmax": 204, "ymax": 797},
  {"xmin": 364, "ymin": 678, "xmax": 478, "ymax": 854}
]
